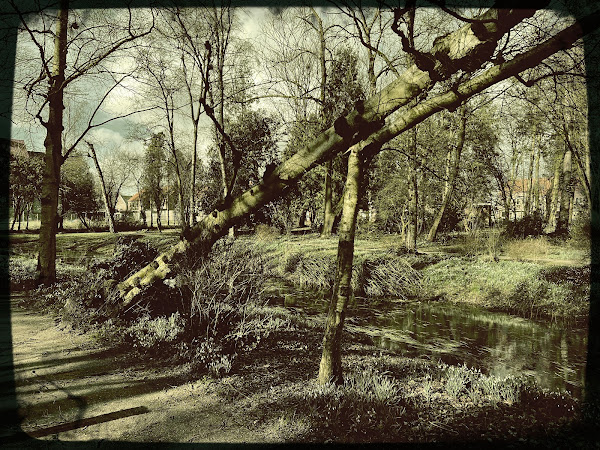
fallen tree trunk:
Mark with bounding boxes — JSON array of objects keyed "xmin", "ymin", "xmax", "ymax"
[{"xmin": 118, "ymin": 5, "xmax": 597, "ymax": 305}]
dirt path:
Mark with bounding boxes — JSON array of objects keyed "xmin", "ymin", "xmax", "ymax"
[{"xmin": 0, "ymin": 293, "xmax": 268, "ymax": 446}]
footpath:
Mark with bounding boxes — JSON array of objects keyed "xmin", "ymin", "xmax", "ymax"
[{"xmin": 0, "ymin": 293, "xmax": 264, "ymax": 447}]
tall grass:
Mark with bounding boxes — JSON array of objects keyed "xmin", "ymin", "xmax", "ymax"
[
  {"xmin": 275, "ymin": 250, "xmax": 421, "ymax": 299},
  {"xmin": 503, "ymin": 237, "xmax": 550, "ymax": 261},
  {"xmin": 422, "ymin": 257, "xmax": 589, "ymax": 320},
  {"xmin": 299, "ymin": 369, "xmax": 405, "ymax": 439}
]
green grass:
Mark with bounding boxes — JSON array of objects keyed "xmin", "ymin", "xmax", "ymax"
[
  {"xmin": 9, "ymin": 232, "xmax": 590, "ymax": 322},
  {"xmin": 422, "ymin": 257, "xmax": 589, "ymax": 321}
]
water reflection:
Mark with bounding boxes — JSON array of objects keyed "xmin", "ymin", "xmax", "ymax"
[
  {"xmin": 366, "ymin": 302, "xmax": 587, "ymax": 397},
  {"xmin": 277, "ymin": 285, "xmax": 588, "ymax": 398}
]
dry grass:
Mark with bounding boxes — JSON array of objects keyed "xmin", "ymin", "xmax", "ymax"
[{"xmin": 503, "ymin": 237, "xmax": 551, "ymax": 261}]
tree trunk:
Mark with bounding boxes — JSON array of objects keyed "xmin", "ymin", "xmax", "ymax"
[
  {"xmin": 190, "ymin": 122, "xmax": 199, "ymax": 227},
  {"xmin": 546, "ymin": 149, "xmax": 564, "ymax": 229},
  {"xmin": 406, "ymin": 126, "xmax": 418, "ymax": 252},
  {"xmin": 317, "ymin": 145, "xmax": 367, "ymax": 385},
  {"xmin": 556, "ymin": 148, "xmax": 573, "ymax": 235},
  {"xmin": 321, "ymin": 160, "xmax": 334, "ymax": 236},
  {"xmin": 87, "ymin": 142, "xmax": 116, "ymax": 233},
  {"xmin": 524, "ymin": 128, "xmax": 537, "ymax": 216},
  {"xmin": 37, "ymin": 0, "xmax": 68, "ymax": 285},
  {"xmin": 533, "ymin": 145, "xmax": 541, "ymax": 214},
  {"xmin": 116, "ymin": 7, "xmax": 595, "ymax": 305},
  {"xmin": 11, "ymin": 199, "xmax": 21, "ymax": 231},
  {"xmin": 427, "ymin": 106, "xmax": 466, "ymax": 241}
]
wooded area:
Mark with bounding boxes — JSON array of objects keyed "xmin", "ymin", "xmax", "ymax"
[{"xmin": 3, "ymin": 0, "xmax": 600, "ymax": 443}]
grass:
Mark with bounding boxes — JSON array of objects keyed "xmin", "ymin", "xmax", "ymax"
[
  {"xmin": 7, "ymin": 230, "xmax": 591, "ymax": 444},
  {"xmin": 226, "ymin": 339, "xmax": 582, "ymax": 443},
  {"xmin": 422, "ymin": 257, "xmax": 589, "ymax": 321}
]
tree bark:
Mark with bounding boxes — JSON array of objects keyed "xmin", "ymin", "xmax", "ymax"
[
  {"xmin": 87, "ymin": 142, "xmax": 116, "ymax": 233},
  {"xmin": 317, "ymin": 144, "xmax": 367, "ymax": 385},
  {"xmin": 533, "ymin": 145, "xmax": 541, "ymax": 214},
  {"xmin": 190, "ymin": 121, "xmax": 199, "ymax": 226},
  {"xmin": 406, "ymin": 126, "xmax": 418, "ymax": 252},
  {"xmin": 321, "ymin": 160, "xmax": 335, "ymax": 236},
  {"xmin": 546, "ymin": 149, "xmax": 564, "ymax": 229},
  {"xmin": 556, "ymin": 148, "xmax": 573, "ymax": 234},
  {"xmin": 37, "ymin": 0, "xmax": 68, "ymax": 285},
  {"xmin": 427, "ymin": 105, "xmax": 466, "ymax": 241},
  {"xmin": 116, "ymin": 6, "xmax": 596, "ymax": 305},
  {"xmin": 524, "ymin": 128, "xmax": 537, "ymax": 216}
]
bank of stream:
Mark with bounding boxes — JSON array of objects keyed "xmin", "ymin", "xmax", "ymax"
[{"xmin": 277, "ymin": 288, "xmax": 587, "ymax": 399}]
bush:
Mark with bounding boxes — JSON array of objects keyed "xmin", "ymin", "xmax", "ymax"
[
  {"xmin": 503, "ymin": 213, "xmax": 545, "ymax": 239},
  {"xmin": 114, "ymin": 215, "xmax": 145, "ymax": 232},
  {"xmin": 91, "ymin": 236, "xmax": 159, "ymax": 280}
]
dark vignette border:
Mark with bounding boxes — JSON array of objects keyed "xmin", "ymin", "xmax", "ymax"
[{"xmin": 0, "ymin": 0, "xmax": 597, "ymax": 448}]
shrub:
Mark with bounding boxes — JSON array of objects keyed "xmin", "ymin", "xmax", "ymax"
[
  {"xmin": 503, "ymin": 213, "xmax": 545, "ymax": 239},
  {"xmin": 91, "ymin": 236, "xmax": 159, "ymax": 280}
]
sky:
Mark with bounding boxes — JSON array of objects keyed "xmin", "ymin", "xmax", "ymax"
[{"xmin": 10, "ymin": 6, "xmax": 270, "ymax": 195}]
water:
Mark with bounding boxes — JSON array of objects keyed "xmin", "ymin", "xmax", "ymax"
[
  {"xmin": 365, "ymin": 302, "xmax": 587, "ymax": 397},
  {"xmin": 287, "ymin": 292, "xmax": 587, "ymax": 397}
]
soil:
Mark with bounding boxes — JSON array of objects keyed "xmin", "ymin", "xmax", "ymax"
[{"xmin": 1, "ymin": 292, "xmax": 270, "ymax": 446}]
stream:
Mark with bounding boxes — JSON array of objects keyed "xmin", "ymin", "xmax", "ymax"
[{"xmin": 285, "ymin": 292, "xmax": 588, "ymax": 398}]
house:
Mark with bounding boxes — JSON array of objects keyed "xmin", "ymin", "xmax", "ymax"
[
  {"xmin": 6, "ymin": 138, "xmax": 44, "ymax": 162},
  {"xmin": 115, "ymin": 194, "xmax": 132, "ymax": 213},
  {"xmin": 128, "ymin": 191, "xmax": 142, "ymax": 212},
  {"xmin": 492, "ymin": 178, "xmax": 552, "ymax": 221},
  {"xmin": 127, "ymin": 187, "xmax": 180, "ymax": 226}
]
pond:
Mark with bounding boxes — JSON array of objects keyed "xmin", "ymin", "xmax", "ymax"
[{"xmin": 286, "ymin": 292, "xmax": 588, "ymax": 398}]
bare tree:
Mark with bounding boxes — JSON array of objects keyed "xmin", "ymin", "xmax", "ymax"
[{"xmin": 10, "ymin": 1, "xmax": 154, "ymax": 283}]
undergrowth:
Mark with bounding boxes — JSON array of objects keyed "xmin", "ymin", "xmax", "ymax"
[
  {"xmin": 276, "ymin": 250, "xmax": 422, "ymax": 299},
  {"xmin": 422, "ymin": 258, "xmax": 589, "ymax": 321}
]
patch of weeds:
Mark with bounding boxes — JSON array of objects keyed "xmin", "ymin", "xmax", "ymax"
[
  {"xmin": 281, "ymin": 251, "xmax": 303, "ymax": 274},
  {"xmin": 8, "ymin": 257, "xmax": 38, "ymax": 290},
  {"xmin": 444, "ymin": 363, "xmax": 471, "ymax": 398},
  {"xmin": 299, "ymin": 370, "xmax": 406, "ymax": 440},
  {"xmin": 354, "ymin": 253, "xmax": 421, "ymax": 299},
  {"xmin": 287, "ymin": 254, "xmax": 336, "ymax": 291},
  {"xmin": 254, "ymin": 224, "xmax": 280, "ymax": 241},
  {"xmin": 126, "ymin": 312, "xmax": 185, "ymax": 350},
  {"xmin": 446, "ymin": 230, "xmax": 503, "ymax": 259},
  {"xmin": 176, "ymin": 241, "xmax": 292, "ymax": 375},
  {"xmin": 440, "ymin": 362, "xmax": 537, "ymax": 405},
  {"xmin": 263, "ymin": 414, "xmax": 312, "ymax": 442},
  {"xmin": 503, "ymin": 236, "xmax": 551, "ymax": 261}
]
